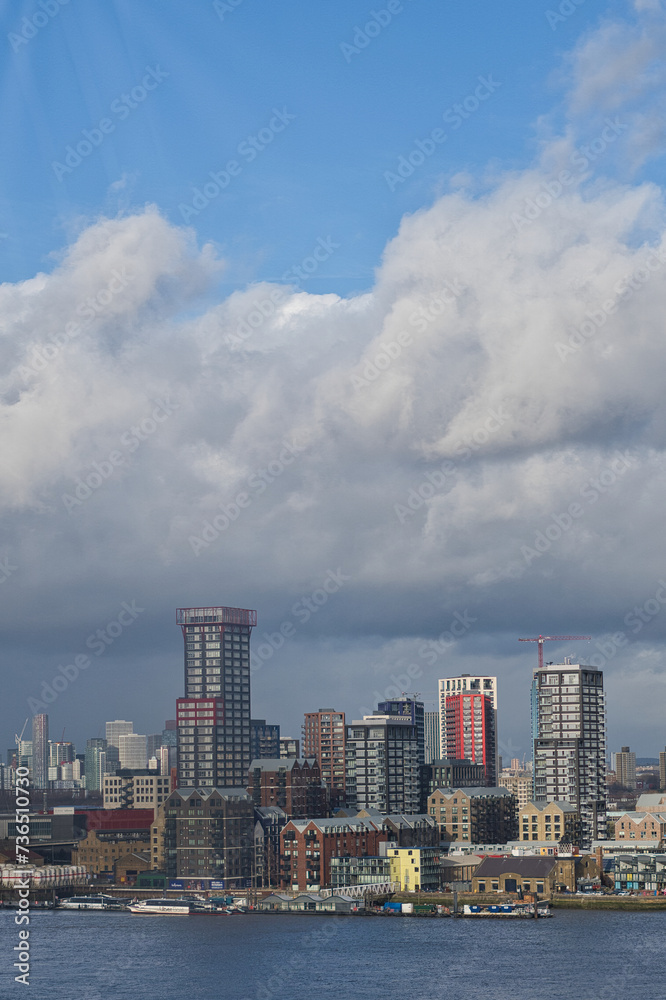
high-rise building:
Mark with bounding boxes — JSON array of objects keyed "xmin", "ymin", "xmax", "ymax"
[
  {"xmin": 613, "ymin": 746, "xmax": 637, "ymax": 790},
  {"xmin": 146, "ymin": 734, "xmax": 165, "ymax": 760},
  {"xmin": 250, "ymin": 720, "xmax": 281, "ymax": 760},
  {"xmin": 439, "ymin": 675, "xmax": 498, "ymax": 784},
  {"xmin": 377, "ymin": 700, "xmax": 424, "ymax": 766},
  {"xmin": 280, "ymin": 737, "xmax": 300, "ymax": 758},
  {"xmin": 156, "ymin": 747, "xmax": 170, "ymax": 776},
  {"xmin": 15, "ymin": 740, "xmax": 32, "ymax": 773},
  {"xmin": 105, "ymin": 721, "xmax": 134, "ymax": 759},
  {"xmin": 532, "ymin": 662, "xmax": 607, "ymax": 848},
  {"xmin": 31, "ymin": 714, "xmax": 49, "ymax": 790},
  {"xmin": 498, "ymin": 769, "xmax": 533, "ymax": 810},
  {"xmin": 84, "ymin": 739, "xmax": 108, "ymax": 791},
  {"xmin": 346, "ymin": 715, "xmax": 419, "ymax": 814},
  {"xmin": 660, "ymin": 749, "xmax": 666, "ymax": 792},
  {"xmin": 176, "ymin": 605, "xmax": 256, "ymax": 788},
  {"xmin": 424, "ymin": 711, "xmax": 441, "ymax": 765},
  {"xmin": 439, "ymin": 687, "xmax": 497, "ymax": 786},
  {"xmin": 302, "ymin": 709, "xmax": 346, "ymax": 807},
  {"xmin": 49, "ymin": 742, "xmax": 75, "ymax": 767},
  {"xmin": 118, "ymin": 734, "xmax": 147, "ymax": 770}
]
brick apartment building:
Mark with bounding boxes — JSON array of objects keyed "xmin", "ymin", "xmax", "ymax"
[
  {"xmin": 280, "ymin": 816, "xmax": 387, "ymax": 891},
  {"xmin": 302, "ymin": 709, "xmax": 346, "ymax": 807},
  {"xmin": 162, "ymin": 787, "xmax": 255, "ymax": 883},
  {"xmin": 614, "ymin": 811, "xmax": 666, "ymax": 844},
  {"xmin": 248, "ymin": 758, "xmax": 328, "ymax": 819},
  {"xmin": 519, "ymin": 801, "xmax": 581, "ymax": 845},
  {"xmin": 427, "ymin": 786, "xmax": 517, "ymax": 844}
]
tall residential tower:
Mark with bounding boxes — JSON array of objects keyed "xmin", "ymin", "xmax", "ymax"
[
  {"xmin": 31, "ymin": 714, "xmax": 49, "ymax": 790},
  {"xmin": 176, "ymin": 605, "xmax": 256, "ymax": 788},
  {"xmin": 532, "ymin": 662, "xmax": 607, "ymax": 847},
  {"xmin": 302, "ymin": 709, "xmax": 346, "ymax": 807},
  {"xmin": 438, "ymin": 675, "xmax": 498, "ymax": 786}
]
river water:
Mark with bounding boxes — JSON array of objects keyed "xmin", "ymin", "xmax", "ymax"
[{"xmin": 1, "ymin": 907, "xmax": 662, "ymax": 999}]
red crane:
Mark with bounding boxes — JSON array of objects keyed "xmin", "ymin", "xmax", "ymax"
[{"xmin": 519, "ymin": 634, "xmax": 591, "ymax": 670}]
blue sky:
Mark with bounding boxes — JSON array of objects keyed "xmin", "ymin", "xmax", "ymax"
[
  {"xmin": 2, "ymin": 0, "xmax": 666, "ymax": 758},
  {"xmin": 1, "ymin": 0, "xmax": 642, "ymax": 295}
]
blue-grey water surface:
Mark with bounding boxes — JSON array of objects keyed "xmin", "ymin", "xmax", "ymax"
[{"xmin": 1, "ymin": 907, "xmax": 662, "ymax": 999}]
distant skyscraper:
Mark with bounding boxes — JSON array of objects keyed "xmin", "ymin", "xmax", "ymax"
[
  {"xmin": 147, "ymin": 734, "xmax": 165, "ymax": 759},
  {"xmin": 105, "ymin": 720, "xmax": 133, "ymax": 757},
  {"xmin": 250, "ymin": 719, "xmax": 281, "ymax": 760},
  {"xmin": 424, "ymin": 712, "xmax": 440, "ymax": 765},
  {"xmin": 84, "ymin": 739, "xmax": 107, "ymax": 791},
  {"xmin": 280, "ymin": 737, "xmax": 300, "ymax": 758},
  {"xmin": 439, "ymin": 675, "xmax": 498, "ymax": 784},
  {"xmin": 532, "ymin": 662, "xmax": 607, "ymax": 848},
  {"xmin": 31, "ymin": 714, "xmax": 49, "ymax": 790},
  {"xmin": 660, "ymin": 749, "xmax": 666, "ymax": 792},
  {"xmin": 118, "ymin": 733, "xmax": 147, "ymax": 770},
  {"xmin": 302, "ymin": 709, "xmax": 346, "ymax": 806},
  {"xmin": 176, "ymin": 605, "xmax": 256, "ymax": 788},
  {"xmin": 49, "ymin": 742, "xmax": 75, "ymax": 767},
  {"xmin": 614, "ymin": 746, "xmax": 637, "ymax": 789},
  {"xmin": 15, "ymin": 741, "xmax": 32, "ymax": 772}
]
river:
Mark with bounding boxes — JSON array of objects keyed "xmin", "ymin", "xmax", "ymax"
[{"xmin": 1, "ymin": 907, "xmax": 662, "ymax": 999}]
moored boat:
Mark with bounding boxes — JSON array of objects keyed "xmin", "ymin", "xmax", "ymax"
[
  {"xmin": 59, "ymin": 895, "xmax": 125, "ymax": 910},
  {"xmin": 128, "ymin": 898, "xmax": 192, "ymax": 914},
  {"xmin": 462, "ymin": 902, "xmax": 553, "ymax": 917}
]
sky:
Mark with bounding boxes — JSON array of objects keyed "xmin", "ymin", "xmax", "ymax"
[{"xmin": 1, "ymin": 0, "xmax": 666, "ymax": 761}]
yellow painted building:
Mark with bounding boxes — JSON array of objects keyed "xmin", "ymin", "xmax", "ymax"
[{"xmin": 388, "ymin": 847, "xmax": 440, "ymax": 891}]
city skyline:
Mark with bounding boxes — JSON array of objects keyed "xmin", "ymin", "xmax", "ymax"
[{"xmin": 5, "ymin": 651, "xmax": 664, "ymax": 773}]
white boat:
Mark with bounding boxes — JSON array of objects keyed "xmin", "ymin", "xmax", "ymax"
[
  {"xmin": 59, "ymin": 895, "xmax": 121, "ymax": 910},
  {"xmin": 128, "ymin": 898, "xmax": 192, "ymax": 914}
]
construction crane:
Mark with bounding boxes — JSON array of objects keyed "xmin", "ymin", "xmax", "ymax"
[
  {"xmin": 14, "ymin": 718, "xmax": 28, "ymax": 746},
  {"xmin": 519, "ymin": 635, "xmax": 590, "ymax": 670}
]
